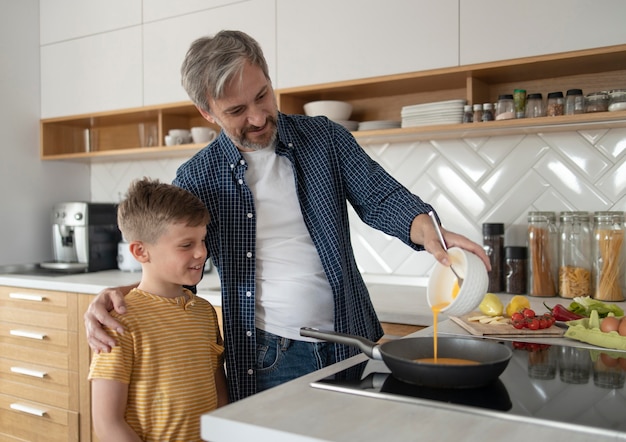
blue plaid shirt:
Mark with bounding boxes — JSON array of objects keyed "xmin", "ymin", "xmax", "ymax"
[{"xmin": 173, "ymin": 112, "xmax": 434, "ymax": 401}]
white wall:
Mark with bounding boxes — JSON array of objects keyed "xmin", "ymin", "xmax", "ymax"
[{"xmin": 0, "ymin": 0, "xmax": 90, "ymax": 266}]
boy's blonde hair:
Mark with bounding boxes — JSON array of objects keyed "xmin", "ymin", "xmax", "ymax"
[{"xmin": 117, "ymin": 177, "xmax": 210, "ymax": 243}]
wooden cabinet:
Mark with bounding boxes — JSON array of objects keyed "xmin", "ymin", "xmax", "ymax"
[
  {"xmin": 0, "ymin": 287, "xmax": 81, "ymax": 441},
  {"xmin": 41, "ymin": 44, "xmax": 626, "ymax": 162}
]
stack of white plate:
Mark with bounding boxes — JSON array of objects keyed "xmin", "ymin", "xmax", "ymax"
[
  {"xmin": 357, "ymin": 120, "xmax": 401, "ymax": 131},
  {"xmin": 335, "ymin": 120, "xmax": 359, "ymax": 131},
  {"xmin": 401, "ymin": 99, "xmax": 466, "ymax": 128}
]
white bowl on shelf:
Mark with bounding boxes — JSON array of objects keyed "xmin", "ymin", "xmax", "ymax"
[{"xmin": 303, "ymin": 100, "xmax": 353, "ymax": 120}]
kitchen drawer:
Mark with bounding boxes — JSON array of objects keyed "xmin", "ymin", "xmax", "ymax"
[
  {"xmin": 0, "ymin": 340, "xmax": 76, "ymax": 371},
  {"xmin": 0, "ymin": 393, "xmax": 79, "ymax": 442},
  {"xmin": 0, "ymin": 287, "xmax": 71, "ymax": 311},
  {"xmin": 0, "ymin": 359, "xmax": 77, "ymax": 410},
  {"xmin": 0, "ymin": 321, "xmax": 73, "ymax": 353}
]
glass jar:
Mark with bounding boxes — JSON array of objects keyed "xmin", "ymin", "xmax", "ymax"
[
  {"xmin": 527, "ymin": 211, "xmax": 558, "ymax": 297},
  {"xmin": 585, "ymin": 91, "xmax": 609, "ymax": 113},
  {"xmin": 462, "ymin": 104, "xmax": 473, "ymax": 123},
  {"xmin": 558, "ymin": 211, "xmax": 592, "ymax": 299},
  {"xmin": 608, "ymin": 89, "xmax": 626, "ymax": 112},
  {"xmin": 482, "ymin": 103, "xmax": 494, "ymax": 121},
  {"xmin": 592, "ymin": 211, "xmax": 625, "ymax": 301},
  {"xmin": 546, "ymin": 92, "xmax": 564, "ymax": 116},
  {"xmin": 505, "ymin": 246, "xmax": 527, "ymax": 294},
  {"xmin": 513, "ymin": 89, "xmax": 526, "ymax": 119},
  {"xmin": 472, "ymin": 103, "xmax": 483, "ymax": 123},
  {"xmin": 495, "ymin": 94, "xmax": 515, "ymax": 120},
  {"xmin": 525, "ymin": 93, "xmax": 544, "ymax": 118},
  {"xmin": 483, "ymin": 223, "xmax": 505, "ymax": 292},
  {"xmin": 565, "ymin": 89, "xmax": 585, "ymax": 115}
]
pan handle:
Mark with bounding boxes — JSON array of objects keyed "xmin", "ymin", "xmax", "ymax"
[{"xmin": 299, "ymin": 327, "xmax": 383, "ymax": 360}]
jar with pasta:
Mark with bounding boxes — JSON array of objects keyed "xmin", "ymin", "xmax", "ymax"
[
  {"xmin": 558, "ymin": 211, "xmax": 592, "ymax": 298},
  {"xmin": 527, "ymin": 211, "xmax": 558, "ymax": 297},
  {"xmin": 592, "ymin": 211, "xmax": 625, "ymax": 301}
]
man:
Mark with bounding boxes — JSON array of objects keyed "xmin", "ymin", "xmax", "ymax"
[{"xmin": 84, "ymin": 30, "xmax": 490, "ymax": 402}]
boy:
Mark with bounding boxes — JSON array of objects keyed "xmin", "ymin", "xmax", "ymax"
[{"xmin": 88, "ymin": 177, "xmax": 227, "ymax": 442}]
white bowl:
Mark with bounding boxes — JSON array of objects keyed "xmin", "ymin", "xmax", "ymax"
[
  {"xmin": 427, "ymin": 247, "xmax": 488, "ymax": 317},
  {"xmin": 303, "ymin": 100, "xmax": 353, "ymax": 120},
  {"xmin": 168, "ymin": 129, "xmax": 191, "ymax": 144},
  {"xmin": 191, "ymin": 126, "xmax": 217, "ymax": 144}
]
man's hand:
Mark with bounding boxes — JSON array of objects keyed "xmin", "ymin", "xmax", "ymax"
[{"xmin": 84, "ymin": 284, "xmax": 136, "ymax": 353}]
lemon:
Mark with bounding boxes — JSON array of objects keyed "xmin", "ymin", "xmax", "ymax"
[{"xmin": 479, "ymin": 293, "xmax": 504, "ymax": 316}]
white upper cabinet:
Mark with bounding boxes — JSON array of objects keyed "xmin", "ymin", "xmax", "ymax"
[
  {"xmin": 40, "ymin": 0, "xmax": 141, "ymax": 44},
  {"xmin": 40, "ymin": 27, "xmax": 143, "ymax": 118},
  {"xmin": 143, "ymin": 0, "xmax": 277, "ymax": 106},
  {"xmin": 275, "ymin": 0, "xmax": 459, "ymax": 89},
  {"xmin": 460, "ymin": 0, "xmax": 626, "ymax": 65},
  {"xmin": 142, "ymin": 0, "xmax": 243, "ymax": 22}
]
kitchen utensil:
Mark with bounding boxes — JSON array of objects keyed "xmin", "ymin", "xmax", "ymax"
[
  {"xmin": 300, "ymin": 328, "xmax": 512, "ymax": 388},
  {"xmin": 429, "ymin": 211, "xmax": 463, "ymax": 287},
  {"xmin": 191, "ymin": 126, "xmax": 217, "ymax": 144},
  {"xmin": 303, "ymin": 100, "xmax": 352, "ymax": 120}
]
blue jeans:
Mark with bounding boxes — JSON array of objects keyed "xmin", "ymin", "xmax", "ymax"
[{"xmin": 255, "ymin": 328, "xmax": 337, "ymax": 392}]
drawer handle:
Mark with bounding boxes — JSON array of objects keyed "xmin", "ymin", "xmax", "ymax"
[
  {"xmin": 10, "ymin": 329, "xmax": 46, "ymax": 340},
  {"xmin": 11, "ymin": 366, "xmax": 47, "ymax": 378},
  {"xmin": 9, "ymin": 292, "xmax": 45, "ymax": 302},
  {"xmin": 10, "ymin": 403, "xmax": 47, "ymax": 417}
]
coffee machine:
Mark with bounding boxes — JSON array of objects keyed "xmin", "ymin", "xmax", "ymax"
[{"xmin": 41, "ymin": 202, "xmax": 121, "ymax": 273}]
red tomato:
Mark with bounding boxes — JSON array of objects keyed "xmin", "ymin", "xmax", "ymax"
[
  {"xmin": 523, "ymin": 308, "xmax": 536, "ymax": 319},
  {"xmin": 511, "ymin": 312, "xmax": 524, "ymax": 322},
  {"xmin": 527, "ymin": 318, "xmax": 540, "ymax": 330}
]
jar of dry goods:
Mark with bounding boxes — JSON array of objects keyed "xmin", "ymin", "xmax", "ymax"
[
  {"xmin": 608, "ymin": 89, "xmax": 626, "ymax": 112},
  {"xmin": 495, "ymin": 94, "xmax": 515, "ymax": 120},
  {"xmin": 514, "ymin": 89, "xmax": 526, "ymax": 119},
  {"xmin": 565, "ymin": 89, "xmax": 585, "ymax": 115},
  {"xmin": 558, "ymin": 211, "xmax": 592, "ymax": 299},
  {"xmin": 527, "ymin": 211, "xmax": 558, "ymax": 297},
  {"xmin": 585, "ymin": 92, "xmax": 609, "ymax": 113},
  {"xmin": 463, "ymin": 104, "xmax": 473, "ymax": 123},
  {"xmin": 546, "ymin": 92, "xmax": 564, "ymax": 116},
  {"xmin": 592, "ymin": 211, "xmax": 625, "ymax": 301},
  {"xmin": 482, "ymin": 103, "xmax": 494, "ymax": 121},
  {"xmin": 525, "ymin": 93, "xmax": 544, "ymax": 118},
  {"xmin": 473, "ymin": 103, "xmax": 483, "ymax": 123},
  {"xmin": 483, "ymin": 223, "xmax": 505, "ymax": 292},
  {"xmin": 505, "ymin": 246, "xmax": 527, "ymax": 294}
]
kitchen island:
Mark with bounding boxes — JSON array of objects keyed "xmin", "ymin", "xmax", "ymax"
[{"xmin": 201, "ymin": 302, "xmax": 626, "ymax": 442}]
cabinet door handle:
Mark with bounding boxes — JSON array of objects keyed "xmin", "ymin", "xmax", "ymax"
[
  {"xmin": 9, "ymin": 292, "xmax": 45, "ymax": 302},
  {"xmin": 10, "ymin": 403, "xmax": 47, "ymax": 416},
  {"xmin": 11, "ymin": 366, "xmax": 47, "ymax": 378},
  {"xmin": 10, "ymin": 329, "xmax": 46, "ymax": 340}
]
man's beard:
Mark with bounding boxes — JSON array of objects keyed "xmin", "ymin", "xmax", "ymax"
[{"xmin": 221, "ymin": 115, "xmax": 278, "ymax": 151}]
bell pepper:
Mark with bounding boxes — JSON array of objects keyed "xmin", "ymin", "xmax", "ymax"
[
  {"xmin": 505, "ymin": 295, "xmax": 530, "ymax": 317},
  {"xmin": 479, "ymin": 293, "xmax": 503, "ymax": 316},
  {"xmin": 544, "ymin": 302, "xmax": 585, "ymax": 321}
]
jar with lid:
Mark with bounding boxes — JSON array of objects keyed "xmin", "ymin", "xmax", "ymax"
[
  {"xmin": 462, "ymin": 104, "xmax": 473, "ymax": 123},
  {"xmin": 483, "ymin": 223, "xmax": 504, "ymax": 292},
  {"xmin": 585, "ymin": 92, "xmax": 609, "ymax": 113},
  {"xmin": 481, "ymin": 103, "xmax": 494, "ymax": 122},
  {"xmin": 546, "ymin": 92, "xmax": 564, "ymax": 116},
  {"xmin": 525, "ymin": 93, "xmax": 544, "ymax": 118},
  {"xmin": 513, "ymin": 89, "xmax": 526, "ymax": 119},
  {"xmin": 472, "ymin": 103, "xmax": 483, "ymax": 123},
  {"xmin": 592, "ymin": 211, "xmax": 625, "ymax": 301},
  {"xmin": 505, "ymin": 246, "xmax": 527, "ymax": 294},
  {"xmin": 565, "ymin": 89, "xmax": 585, "ymax": 115},
  {"xmin": 608, "ymin": 89, "xmax": 626, "ymax": 112},
  {"xmin": 495, "ymin": 94, "xmax": 515, "ymax": 120},
  {"xmin": 558, "ymin": 211, "xmax": 592, "ymax": 299},
  {"xmin": 527, "ymin": 211, "xmax": 558, "ymax": 297}
]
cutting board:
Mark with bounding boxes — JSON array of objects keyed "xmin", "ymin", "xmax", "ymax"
[{"xmin": 449, "ymin": 312, "xmax": 565, "ymax": 337}]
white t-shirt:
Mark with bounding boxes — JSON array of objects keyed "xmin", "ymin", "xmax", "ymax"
[{"xmin": 241, "ymin": 147, "xmax": 334, "ymax": 341}]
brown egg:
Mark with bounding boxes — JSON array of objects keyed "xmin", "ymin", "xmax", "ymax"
[
  {"xmin": 618, "ymin": 317, "xmax": 626, "ymax": 337},
  {"xmin": 601, "ymin": 352, "xmax": 619, "ymax": 368},
  {"xmin": 600, "ymin": 316, "xmax": 620, "ymax": 333}
]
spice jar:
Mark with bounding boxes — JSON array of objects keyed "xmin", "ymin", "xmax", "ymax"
[
  {"xmin": 462, "ymin": 104, "xmax": 473, "ymax": 123},
  {"xmin": 513, "ymin": 89, "xmax": 526, "ymax": 119},
  {"xmin": 585, "ymin": 92, "xmax": 609, "ymax": 113},
  {"xmin": 565, "ymin": 89, "xmax": 585, "ymax": 115},
  {"xmin": 495, "ymin": 94, "xmax": 515, "ymax": 120},
  {"xmin": 472, "ymin": 103, "xmax": 483, "ymax": 123},
  {"xmin": 546, "ymin": 92, "xmax": 564, "ymax": 116},
  {"xmin": 482, "ymin": 103, "xmax": 494, "ymax": 121},
  {"xmin": 527, "ymin": 211, "xmax": 558, "ymax": 297},
  {"xmin": 608, "ymin": 89, "xmax": 626, "ymax": 112},
  {"xmin": 483, "ymin": 223, "xmax": 504, "ymax": 292},
  {"xmin": 505, "ymin": 246, "xmax": 527, "ymax": 294},
  {"xmin": 592, "ymin": 211, "xmax": 625, "ymax": 301},
  {"xmin": 525, "ymin": 93, "xmax": 544, "ymax": 118},
  {"xmin": 558, "ymin": 211, "xmax": 592, "ymax": 299}
]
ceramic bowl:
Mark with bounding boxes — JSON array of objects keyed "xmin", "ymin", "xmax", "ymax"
[
  {"xmin": 427, "ymin": 247, "xmax": 488, "ymax": 317},
  {"xmin": 303, "ymin": 100, "xmax": 353, "ymax": 120},
  {"xmin": 191, "ymin": 126, "xmax": 217, "ymax": 144},
  {"xmin": 168, "ymin": 129, "xmax": 191, "ymax": 144}
]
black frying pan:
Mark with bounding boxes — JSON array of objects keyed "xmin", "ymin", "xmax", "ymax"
[{"xmin": 300, "ymin": 327, "xmax": 512, "ymax": 388}]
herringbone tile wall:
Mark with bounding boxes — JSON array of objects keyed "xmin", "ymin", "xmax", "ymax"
[{"xmin": 91, "ymin": 128, "xmax": 626, "ymax": 282}]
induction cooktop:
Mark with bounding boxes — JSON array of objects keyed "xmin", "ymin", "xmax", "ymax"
[{"xmin": 311, "ymin": 340, "xmax": 626, "ymax": 436}]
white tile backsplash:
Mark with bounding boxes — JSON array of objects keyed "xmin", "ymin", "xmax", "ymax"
[{"xmin": 91, "ymin": 128, "xmax": 626, "ymax": 281}]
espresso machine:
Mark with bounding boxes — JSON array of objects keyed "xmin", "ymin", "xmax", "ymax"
[{"xmin": 41, "ymin": 202, "xmax": 121, "ymax": 273}]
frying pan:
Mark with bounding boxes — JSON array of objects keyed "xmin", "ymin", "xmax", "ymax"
[{"xmin": 300, "ymin": 327, "xmax": 512, "ymax": 388}]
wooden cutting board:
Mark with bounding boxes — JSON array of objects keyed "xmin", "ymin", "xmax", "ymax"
[{"xmin": 449, "ymin": 312, "xmax": 565, "ymax": 337}]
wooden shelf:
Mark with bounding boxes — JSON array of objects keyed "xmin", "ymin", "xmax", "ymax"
[{"xmin": 41, "ymin": 44, "xmax": 626, "ymax": 162}]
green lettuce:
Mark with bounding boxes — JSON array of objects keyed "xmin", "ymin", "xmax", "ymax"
[{"xmin": 569, "ymin": 296, "xmax": 624, "ymax": 318}]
